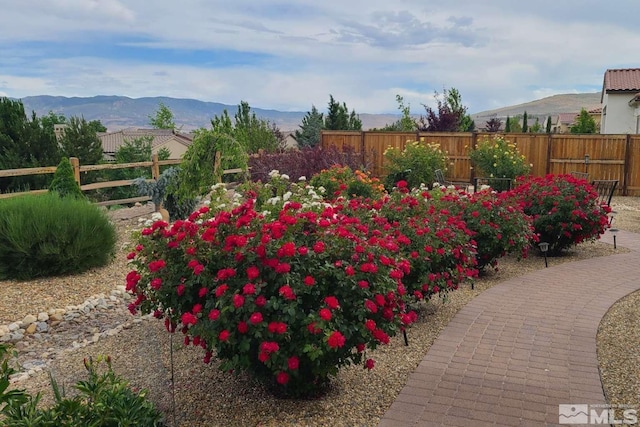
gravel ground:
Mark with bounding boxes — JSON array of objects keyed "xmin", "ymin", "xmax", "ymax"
[{"xmin": 2, "ymin": 197, "xmax": 639, "ymax": 426}]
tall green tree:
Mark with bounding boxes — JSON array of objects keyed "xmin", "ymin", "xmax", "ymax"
[
  {"xmin": 505, "ymin": 115, "xmax": 511, "ymax": 132},
  {"xmin": 0, "ymin": 98, "xmax": 61, "ymax": 192},
  {"xmin": 570, "ymin": 109, "xmax": 597, "ymax": 134},
  {"xmin": 378, "ymin": 95, "xmax": 416, "ymax": 131},
  {"xmin": 149, "ymin": 102, "xmax": 176, "ymax": 130},
  {"xmin": 295, "ymin": 105, "xmax": 324, "ymax": 147},
  {"xmin": 324, "ymin": 95, "xmax": 362, "ymax": 130},
  {"xmin": 546, "ymin": 115, "xmax": 553, "ymax": 133},
  {"xmin": 58, "ymin": 116, "xmax": 104, "ymax": 165},
  {"xmin": 522, "ymin": 111, "xmax": 528, "ymax": 133},
  {"xmin": 485, "ymin": 118, "xmax": 502, "ymax": 132},
  {"xmin": 530, "ymin": 117, "xmax": 542, "ymax": 133}
]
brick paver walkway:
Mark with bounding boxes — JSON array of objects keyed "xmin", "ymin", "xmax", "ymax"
[{"xmin": 379, "ymin": 229, "xmax": 640, "ymax": 426}]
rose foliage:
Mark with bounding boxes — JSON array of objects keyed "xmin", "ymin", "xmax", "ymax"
[{"xmin": 127, "ymin": 199, "xmax": 417, "ymax": 396}]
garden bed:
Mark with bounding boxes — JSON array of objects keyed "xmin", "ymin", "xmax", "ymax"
[{"xmin": 4, "ymin": 197, "xmax": 636, "ymax": 426}]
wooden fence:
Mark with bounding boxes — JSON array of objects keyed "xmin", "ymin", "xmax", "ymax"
[
  {"xmin": 321, "ymin": 131, "xmax": 640, "ymax": 196},
  {"xmin": 0, "ymin": 153, "xmax": 244, "ymax": 206}
]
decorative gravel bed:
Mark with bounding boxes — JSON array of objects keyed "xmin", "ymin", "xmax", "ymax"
[{"xmin": 1, "ymin": 197, "xmax": 639, "ymax": 426}]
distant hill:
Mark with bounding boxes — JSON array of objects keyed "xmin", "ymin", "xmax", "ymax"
[
  {"xmin": 15, "ymin": 93, "xmax": 602, "ymax": 132},
  {"xmin": 471, "ymin": 92, "xmax": 602, "ymax": 124},
  {"xmin": 18, "ymin": 95, "xmax": 399, "ymax": 132}
]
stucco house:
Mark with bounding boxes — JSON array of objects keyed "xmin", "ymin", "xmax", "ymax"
[
  {"xmin": 98, "ymin": 128, "xmax": 193, "ymax": 160},
  {"xmin": 600, "ymin": 68, "xmax": 640, "ymax": 134}
]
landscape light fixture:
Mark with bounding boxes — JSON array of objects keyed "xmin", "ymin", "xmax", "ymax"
[
  {"xmin": 584, "ymin": 154, "xmax": 590, "ymax": 173},
  {"xmin": 609, "ymin": 210, "xmax": 617, "ymax": 226},
  {"xmin": 610, "ymin": 228, "xmax": 619, "ymax": 249},
  {"xmin": 538, "ymin": 242, "xmax": 549, "ymax": 268}
]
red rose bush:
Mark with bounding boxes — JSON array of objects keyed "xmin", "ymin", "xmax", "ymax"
[
  {"xmin": 510, "ymin": 174, "xmax": 610, "ymax": 254},
  {"xmin": 127, "ymin": 199, "xmax": 416, "ymax": 396}
]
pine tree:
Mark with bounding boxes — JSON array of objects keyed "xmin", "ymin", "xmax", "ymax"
[
  {"xmin": 58, "ymin": 116, "xmax": 104, "ymax": 165},
  {"xmin": 324, "ymin": 95, "xmax": 361, "ymax": 131},
  {"xmin": 522, "ymin": 111, "xmax": 528, "ymax": 133},
  {"xmin": 546, "ymin": 115, "xmax": 552, "ymax": 133},
  {"xmin": 294, "ymin": 105, "xmax": 324, "ymax": 147},
  {"xmin": 49, "ymin": 157, "xmax": 84, "ymax": 199},
  {"xmin": 505, "ymin": 116, "xmax": 511, "ymax": 132}
]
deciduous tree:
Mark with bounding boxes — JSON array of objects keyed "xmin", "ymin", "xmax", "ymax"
[
  {"xmin": 485, "ymin": 117, "xmax": 502, "ymax": 132},
  {"xmin": 570, "ymin": 109, "xmax": 597, "ymax": 134},
  {"xmin": 149, "ymin": 102, "xmax": 176, "ymax": 130}
]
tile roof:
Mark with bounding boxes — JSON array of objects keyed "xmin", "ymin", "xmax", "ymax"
[
  {"xmin": 557, "ymin": 112, "xmax": 578, "ymax": 124},
  {"xmin": 602, "ymin": 68, "xmax": 640, "ymax": 92},
  {"xmin": 98, "ymin": 128, "xmax": 193, "ymax": 154}
]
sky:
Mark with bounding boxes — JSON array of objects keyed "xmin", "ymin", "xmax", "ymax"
[{"xmin": 1, "ymin": 0, "xmax": 639, "ymax": 114}]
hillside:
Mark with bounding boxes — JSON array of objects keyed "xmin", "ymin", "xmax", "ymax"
[
  {"xmin": 16, "ymin": 93, "xmax": 602, "ymax": 132},
  {"xmin": 471, "ymin": 92, "xmax": 602, "ymax": 123}
]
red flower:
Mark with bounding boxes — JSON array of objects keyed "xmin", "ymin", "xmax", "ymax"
[
  {"xmin": 356, "ymin": 343, "xmax": 365, "ymax": 352},
  {"xmin": 215, "ymin": 284, "xmax": 229, "ymax": 297},
  {"xmin": 208, "ymin": 309, "xmax": 220, "ymax": 321},
  {"xmin": 277, "ymin": 241, "xmax": 296, "ymax": 258},
  {"xmin": 372, "ymin": 328, "xmax": 390, "ymax": 344},
  {"xmin": 255, "ymin": 295, "xmax": 267, "ymax": 307},
  {"xmin": 243, "ymin": 283, "xmax": 256, "ymax": 295},
  {"xmin": 364, "ymin": 299, "xmax": 378, "ymax": 313},
  {"xmin": 279, "ymin": 285, "xmax": 296, "ymax": 300},
  {"xmin": 198, "ymin": 287, "xmax": 208, "ymax": 298},
  {"xmin": 275, "ymin": 262, "xmax": 291, "ymax": 274},
  {"xmin": 276, "ymin": 371, "xmax": 289, "ymax": 385},
  {"xmin": 219, "ymin": 330, "xmax": 230, "ymax": 341},
  {"xmin": 365, "ymin": 358, "xmax": 375, "ymax": 370},
  {"xmin": 148, "ymin": 259, "xmax": 166, "ymax": 272},
  {"xmin": 345, "ymin": 265, "xmax": 355, "ymax": 276},
  {"xmin": 327, "ymin": 331, "xmax": 346, "ymax": 348},
  {"xmin": 216, "ymin": 268, "xmax": 236, "ymax": 280},
  {"xmin": 287, "ymin": 356, "xmax": 299, "ymax": 370},
  {"xmin": 298, "ymin": 246, "xmax": 309, "ymax": 255},
  {"xmin": 246, "ymin": 266, "xmax": 259, "ymax": 280},
  {"xmin": 374, "ymin": 294, "xmax": 386, "ymax": 307},
  {"xmin": 150, "ymin": 278, "xmax": 162, "ymax": 290},
  {"xmin": 237, "ymin": 321, "xmax": 248, "ymax": 334},
  {"xmin": 177, "ymin": 284, "xmax": 185, "ymax": 296},
  {"xmin": 319, "ymin": 308, "xmax": 332, "ymax": 321},
  {"xmin": 127, "ymin": 252, "xmax": 136, "ymax": 260},
  {"xmin": 324, "ymin": 296, "xmax": 340, "ymax": 309},
  {"xmin": 233, "ymin": 294, "xmax": 245, "ymax": 308},
  {"xmin": 312, "ymin": 241, "xmax": 325, "ymax": 254},
  {"xmin": 181, "ymin": 312, "xmax": 197, "ymax": 326},
  {"xmin": 303, "ymin": 275, "xmax": 315, "ymax": 286},
  {"xmin": 358, "ymin": 280, "xmax": 369, "ymax": 289},
  {"xmin": 268, "ymin": 322, "xmax": 287, "ymax": 334},
  {"xmin": 249, "ymin": 312, "xmax": 263, "ymax": 325},
  {"xmin": 193, "ymin": 264, "xmax": 204, "ymax": 275},
  {"xmin": 260, "ymin": 341, "xmax": 280, "ymax": 354},
  {"xmin": 365, "ymin": 319, "xmax": 376, "ymax": 331},
  {"xmin": 258, "ymin": 352, "xmax": 269, "ymax": 362},
  {"xmin": 192, "ymin": 303, "xmax": 202, "ymax": 314},
  {"xmin": 307, "ymin": 322, "xmax": 322, "ymax": 334}
]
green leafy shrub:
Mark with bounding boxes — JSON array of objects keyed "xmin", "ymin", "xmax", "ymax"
[
  {"xmin": 308, "ymin": 166, "xmax": 384, "ymax": 201},
  {"xmin": 0, "ymin": 345, "xmax": 163, "ymax": 426},
  {"xmin": 48, "ymin": 157, "xmax": 84, "ymax": 199},
  {"xmin": 469, "ymin": 135, "xmax": 531, "ymax": 191},
  {"xmin": 383, "ymin": 139, "xmax": 447, "ymax": 190},
  {"xmin": 510, "ymin": 174, "xmax": 610, "ymax": 254},
  {"xmin": 0, "ymin": 194, "xmax": 116, "ymax": 279}
]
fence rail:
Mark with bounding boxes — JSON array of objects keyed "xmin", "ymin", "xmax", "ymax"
[
  {"xmin": 0, "ymin": 154, "xmax": 242, "ymax": 207},
  {"xmin": 321, "ymin": 131, "xmax": 640, "ymax": 196}
]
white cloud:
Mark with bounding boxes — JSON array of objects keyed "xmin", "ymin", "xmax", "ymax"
[{"xmin": 0, "ymin": 0, "xmax": 639, "ymax": 113}]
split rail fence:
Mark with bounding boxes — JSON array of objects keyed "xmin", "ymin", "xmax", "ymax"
[
  {"xmin": 321, "ymin": 131, "xmax": 640, "ymax": 196},
  {"xmin": 0, "ymin": 153, "xmax": 243, "ymax": 206}
]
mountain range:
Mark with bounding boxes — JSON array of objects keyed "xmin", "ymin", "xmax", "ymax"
[{"xmin": 16, "ymin": 93, "xmax": 602, "ymax": 132}]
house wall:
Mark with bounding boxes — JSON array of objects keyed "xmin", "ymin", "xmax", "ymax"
[
  {"xmin": 155, "ymin": 140, "xmax": 189, "ymax": 159},
  {"xmin": 601, "ymin": 92, "xmax": 637, "ymax": 134}
]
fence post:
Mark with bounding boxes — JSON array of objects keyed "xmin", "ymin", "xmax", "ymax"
[
  {"xmin": 360, "ymin": 131, "xmax": 366, "ymax": 168},
  {"xmin": 151, "ymin": 154, "xmax": 160, "ymax": 180},
  {"xmin": 623, "ymin": 134, "xmax": 631, "ymax": 196},
  {"xmin": 545, "ymin": 134, "xmax": 553, "ymax": 175},
  {"xmin": 470, "ymin": 132, "xmax": 478, "ymax": 184},
  {"xmin": 69, "ymin": 157, "xmax": 81, "ymax": 186},
  {"xmin": 213, "ymin": 151, "xmax": 222, "ymax": 183}
]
